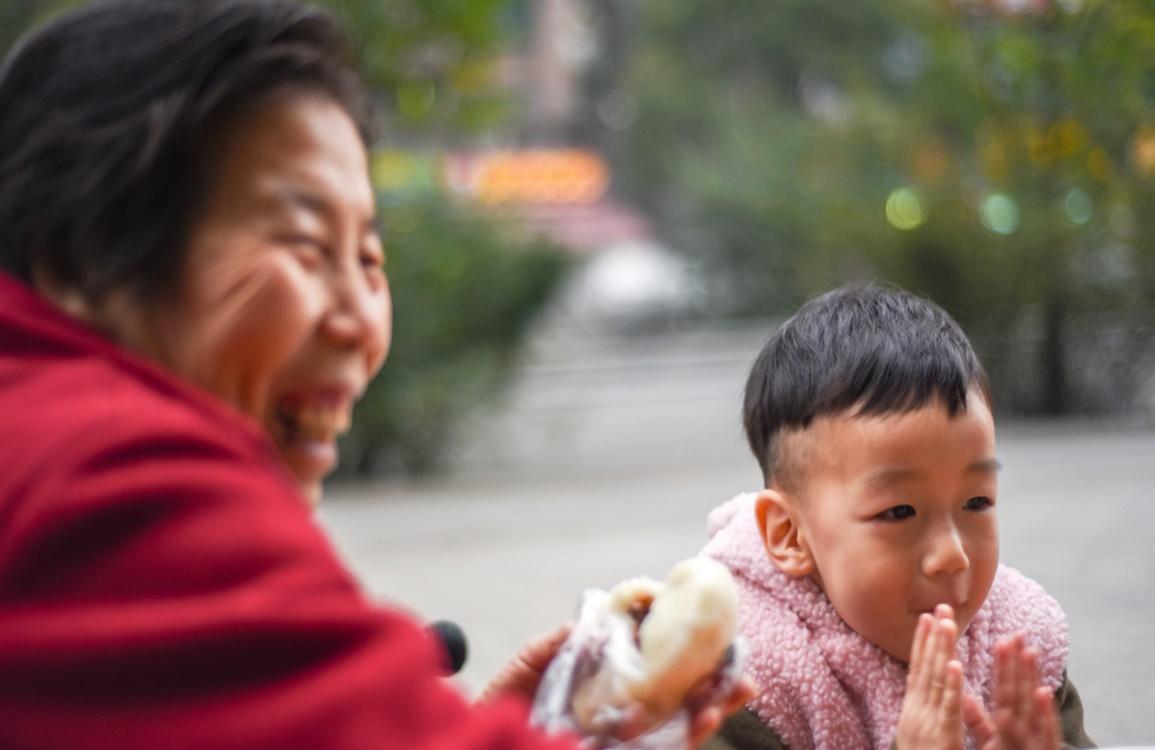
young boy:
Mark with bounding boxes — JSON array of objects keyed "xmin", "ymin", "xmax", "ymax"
[{"xmin": 701, "ymin": 285, "xmax": 1094, "ymax": 750}]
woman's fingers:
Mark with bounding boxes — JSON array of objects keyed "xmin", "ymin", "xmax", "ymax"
[
  {"xmin": 687, "ymin": 705, "xmax": 722, "ymax": 748},
  {"xmin": 686, "ymin": 676, "xmax": 758, "ymax": 748},
  {"xmin": 478, "ymin": 623, "xmax": 573, "ymax": 702}
]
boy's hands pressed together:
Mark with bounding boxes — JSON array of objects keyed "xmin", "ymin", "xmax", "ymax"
[
  {"xmin": 962, "ymin": 633, "xmax": 1061, "ymax": 750},
  {"xmin": 896, "ymin": 604, "xmax": 966, "ymax": 750},
  {"xmin": 895, "ymin": 608, "xmax": 1062, "ymax": 750}
]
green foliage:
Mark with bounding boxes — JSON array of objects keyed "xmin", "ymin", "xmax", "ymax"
[
  {"xmin": 341, "ymin": 195, "xmax": 570, "ymax": 476},
  {"xmin": 322, "ymin": 0, "xmax": 520, "ymax": 134},
  {"xmin": 618, "ymin": 0, "xmax": 1155, "ymax": 414},
  {"xmin": 0, "ymin": 0, "xmax": 79, "ymax": 55}
]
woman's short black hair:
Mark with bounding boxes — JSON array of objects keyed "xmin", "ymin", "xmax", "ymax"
[
  {"xmin": 743, "ymin": 283, "xmax": 992, "ymax": 485},
  {"xmin": 0, "ymin": 0, "xmax": 376, "ymax": 304}
]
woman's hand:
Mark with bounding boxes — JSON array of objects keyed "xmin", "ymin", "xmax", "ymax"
[
  {"xmin": 962, "ymin": 633, "xmax": 1060, "ymax": 750},
  {"xmin": 478, "ymin": 624, "xmax": 574, "ymax": 703},
  {"xmin": 479, "ymin": 623, "xmax": 757, "ymax": 749},
  {"xmin": 895, "ymin": 604, "xmax": 966, "ymax": 750},
  {"xmin": 687, "ymin": 675, "xmax": 758, "ymax": 747}
]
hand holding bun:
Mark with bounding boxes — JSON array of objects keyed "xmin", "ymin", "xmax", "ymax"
[
  {"xmin": 542, "ymin": 557, "xmax": 742, "ymax": 746},
  {"xmin": 625, "ymin": 558, "xmax": 739, "ymax": 717}
]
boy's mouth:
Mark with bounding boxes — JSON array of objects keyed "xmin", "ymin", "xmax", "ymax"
[{"xmin": 913, "ymin": 600, "xmax": 966, "ymax": 616}]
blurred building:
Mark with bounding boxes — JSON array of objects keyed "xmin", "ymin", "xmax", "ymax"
[{"xmin": 378, "ymin": 0, "xmax": 698, "ymax": 329}]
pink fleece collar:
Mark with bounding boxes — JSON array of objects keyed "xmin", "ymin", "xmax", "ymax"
[{"xmin": 702, "ymin": 493, "xmax": 1068, "ymax": 750}]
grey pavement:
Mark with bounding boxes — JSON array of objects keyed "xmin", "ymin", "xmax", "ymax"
[{"xmin": 319, "ymin": 322, "xmax": 1155, "ymax": 746}]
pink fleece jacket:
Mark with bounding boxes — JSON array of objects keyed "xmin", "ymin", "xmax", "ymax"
[{"xmin": 701, "ymin": 493, "xmax": 1068, "ymax": 750}]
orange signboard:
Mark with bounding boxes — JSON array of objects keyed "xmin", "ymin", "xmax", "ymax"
[{"xmin": 372, "ymin": 149, "xmax": 611, "ymax": 205}]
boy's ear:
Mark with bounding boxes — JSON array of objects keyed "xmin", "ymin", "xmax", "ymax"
[{"xmin": 754, "ymin": 489, "xmax": 815, "ymax": 578}]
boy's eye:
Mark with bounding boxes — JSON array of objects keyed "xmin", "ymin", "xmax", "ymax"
[
  {"xmin": 877, "ymin": 505, "xmax": 916, "ymax": 521},
  {"xmin": 964, "ymin": 496, "xmax": 994, "ymax": 511}
]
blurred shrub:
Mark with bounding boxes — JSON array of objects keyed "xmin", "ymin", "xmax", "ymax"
[
  {"xmin": 616, "ymin": 0, "xmax": 1155, "ymax": 415},
  {"xmin": 340, "ymin": 195, "xmax": 570, "ymax": 476}
]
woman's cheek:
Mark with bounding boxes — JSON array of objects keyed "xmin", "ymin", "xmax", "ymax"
[{"xmin": 218, "ymin": 257, "xmax": 322, "ymax": 370}]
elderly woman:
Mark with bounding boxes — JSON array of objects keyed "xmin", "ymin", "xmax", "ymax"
[{"xmin": 0, "ymin": 1, "xmax": 747, "ymax": 748}]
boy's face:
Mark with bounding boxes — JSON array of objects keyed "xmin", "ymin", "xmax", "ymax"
[{"xmin": 775, "ymin": 390, "xmax": 999, "ymax": 662}]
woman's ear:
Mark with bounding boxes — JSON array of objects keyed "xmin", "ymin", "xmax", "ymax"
[{"xmin": 754, "ymin": 489, "xmax": 814, "ymax": 577}]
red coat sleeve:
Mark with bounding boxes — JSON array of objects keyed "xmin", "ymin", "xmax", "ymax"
[{"xmin": 0, "ymin": 415, "xmax": 577, "ymax": 750}]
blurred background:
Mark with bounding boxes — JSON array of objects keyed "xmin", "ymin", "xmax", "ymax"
[{"xmin": 4, "ymin": 0, "xmax": 1153, "ymax": 744}]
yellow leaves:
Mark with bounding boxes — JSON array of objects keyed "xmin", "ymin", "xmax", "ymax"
[
  {"xmin": 978, "ymin": 115, "xmax": 1099, "ymax": 182},
  {"xmin": 1130, "ymin": 125, "xmax": 1155, "ymax": 176}
]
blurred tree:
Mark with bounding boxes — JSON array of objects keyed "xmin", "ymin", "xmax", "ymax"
[
  {"xmin": 324, "ymin": 0, "xmax": 521, "ymax": 137},
  {"xmin": 0, "ymin": 0, "xmax": 76, "ymax": 53},
  {"xmin": 615, "ymin": 0, "xmax": 1155, "ymax": 415},
  {"xmin": 342, "ymin": 196, "xmax": 569, "ymax": 476}
]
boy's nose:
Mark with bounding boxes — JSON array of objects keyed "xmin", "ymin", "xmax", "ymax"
[{"xmin": 922, "ymin": 524, "xmax": 969, "ymax": 577}]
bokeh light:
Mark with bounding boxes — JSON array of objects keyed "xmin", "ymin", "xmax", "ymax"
[
  {"xmin": 885, "ymin": 187, "xmax": 926, "ymax": 230},
  {"xmin": 980, "ymin": 192, "xmax": 1019, "ymax": 235},
  {"xmin": 1063, "ymin": 187, "xmax": 1093, "ymax": 225}
]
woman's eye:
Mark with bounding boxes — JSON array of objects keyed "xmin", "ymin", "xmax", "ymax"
[
  {"xmin": 877, "ymin": 505, "xmax": 916, "ymax": 521},
  {"xmin": 284, "ymin": 235, "xmax": 326, "ymax": 259},
  {"xmin": 964, "ymin": 496, "xmax": 994, "ymax": 511},
  {"xmin": 361, "ymin": 250, "xmax": 384, "ymax": 270}
]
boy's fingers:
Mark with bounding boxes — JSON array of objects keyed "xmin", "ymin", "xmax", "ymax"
[
  {"xmin": 907, "ymin": 613, "xmax": 932, "ymax": 693},
  {"xmin": 928, "ymin": 618, "xmax": 956, "ymax": 705},
  {"xmin": 993, "ymin": 637, "xmax": 1015, "ymax": 719},
  {"xmin": 1032, "ymin": 686, "xmax": 1061, "ymax": 750},
  {"xmin": 1017, "ymin": 646, "xmax": 1039, "ymax": 722},
  {"xmin": 941, "ymin": 660, "xmax": 964, "ymax": 719},
  {"xmin": 963, "ymin": 694, "xmax": 996, "ymax": 749}
]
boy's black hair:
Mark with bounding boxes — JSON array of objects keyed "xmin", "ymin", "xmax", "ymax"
[
  {"xmin": 743, "ymin": 284, "xmax": 992, "ymax": 484},
  {"xmin": 0, "ymin": 0, "xmax": 375, "ymax": 306}
]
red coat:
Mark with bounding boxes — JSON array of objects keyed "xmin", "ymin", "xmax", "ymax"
[{"xmin": 0, "ymin": 272, "xmax": 576, "ymax": 750}]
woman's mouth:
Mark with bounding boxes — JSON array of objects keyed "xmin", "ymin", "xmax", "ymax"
[
  {"xmin": 276, "ymin": 401, "xmax": 352, "ymax": 441},
  {"xmin": 271, "ymin": 397, "xmax": 354, "ymax": 491}
]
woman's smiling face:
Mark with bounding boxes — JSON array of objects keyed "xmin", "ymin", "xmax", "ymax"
[{"xmin": 149, "ymin": 93, "xmax": 391, "ymax": 503}]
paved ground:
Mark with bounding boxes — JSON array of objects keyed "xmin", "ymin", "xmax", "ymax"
[{"xmin": 319, "ymin": 323, "xmax": 1155, "ymax": 746}]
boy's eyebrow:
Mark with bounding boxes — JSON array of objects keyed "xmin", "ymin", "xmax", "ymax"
[
  {"xmin": 863, "ymin": 458, "xmax": 1001, "ymax": 487},
  {"xmin": 862, "ymin": 467, "xmax": 918, "ymax": 487},
  {"xmin": 967, "ymin": 458, "xmax": 1002, "ymax": 474}
]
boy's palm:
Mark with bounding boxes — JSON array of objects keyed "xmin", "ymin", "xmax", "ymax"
[
  {"xmin": 896, "ymin": 610, "xmax": 1062, "ymax": 750},
  {"xmin": 895, "ymin": 606, "xmax": 966, "ymax": 750},
  {"xmin": 961, "ymin": 634, "xmax": 1061, "ymax": 750}
]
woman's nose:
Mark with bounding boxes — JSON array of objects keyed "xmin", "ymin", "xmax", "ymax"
[
  {"xmin": 322, "ymin": 266, "xmax": 389, "ymax": 356},
  {"xmin": 922, "ymin": 523, "xmax": 969, "ymax": 577}
]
